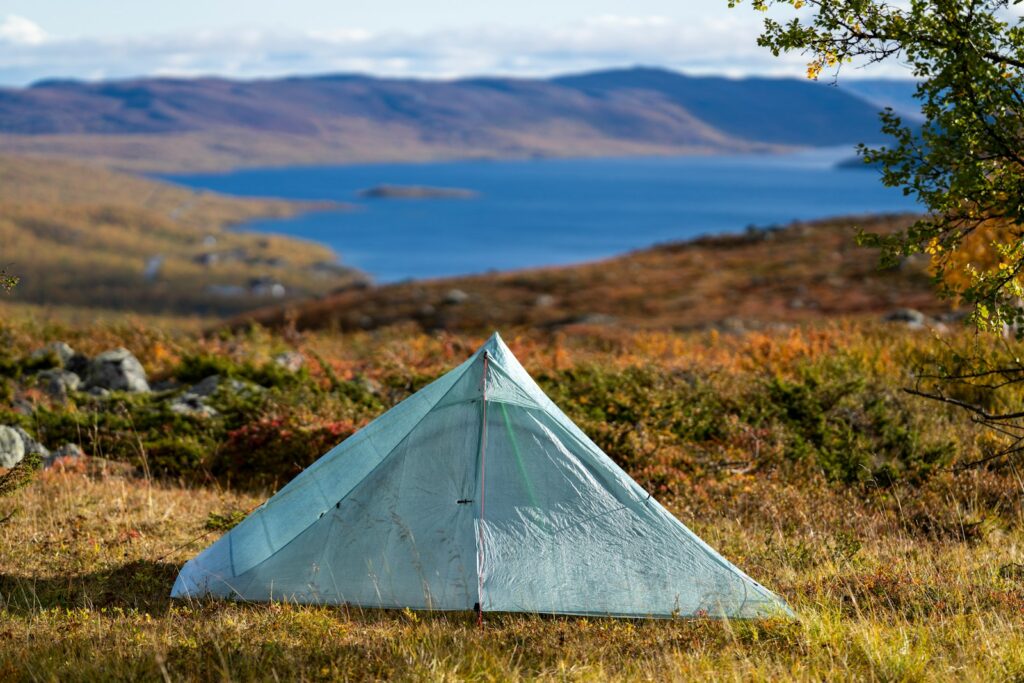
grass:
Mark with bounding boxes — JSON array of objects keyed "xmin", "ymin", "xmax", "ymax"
[{"xmin": 0, "ymin": 318, "xmax": 1023, "ymax": 679}]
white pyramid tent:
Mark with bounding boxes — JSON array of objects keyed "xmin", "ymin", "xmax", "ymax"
[{"xmin": 172, "ymin": 333, "xmax": 790, "ymax": 618}]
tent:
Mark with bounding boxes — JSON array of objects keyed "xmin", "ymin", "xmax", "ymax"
[{"xmin": 172, "ymin": 333, "xmax": 790, "ymax": 618}]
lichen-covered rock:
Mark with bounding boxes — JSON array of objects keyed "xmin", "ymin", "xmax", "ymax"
[
  {"xmin": 86, "ymin": 348, "xmax": 150, "ymax": 393},
  {"xmin": 13, "ymin": 426, "xmax": 49, "ymax": 460},
  {"xmin": 31, "ymin": 341, "xmax": 77, "ymax": 367},
  {"xmin": 45, "ymin": 443, "xmax": 85, "ymax": 468},
  {"xmin": 168, "ymin": 394, "xmax": 219, "ymax": 418},
  {"xmin": 0, "ymin": 426, "xmax": 25, "ymax": 468},
  {"xmin": 884, "ymin": 308, "xmax": 927, "ymax": 329},
  {"xmin": 444, "ymin": 288, "xmax": 469, "ymax": 305},
  {"xmin": 37, "ymin": 368, "xmax": 82, "ymax": 399},
  {"xmin": 273, "ymin": 351, "xmax": 305, "ymax": 372}
]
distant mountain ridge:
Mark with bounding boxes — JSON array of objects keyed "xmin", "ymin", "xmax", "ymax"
[{"xmin": 0, "ymin": 67, "xmax": 911, "ymax": 172}]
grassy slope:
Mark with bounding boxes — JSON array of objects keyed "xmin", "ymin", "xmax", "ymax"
[
  {"xmin": 239, "ymin": 213, "xmax": 944, "ymax": 334},
  {"xmin": 0, "ymin": 154, "xmax": 363, "ymax": 316},
  {"xmin": 0, "ymin": 320, "xmax": 1022, "ymax": 680}
]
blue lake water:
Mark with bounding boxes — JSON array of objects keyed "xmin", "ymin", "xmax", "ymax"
[{"xmin": 164, "ymin": 149, "xmax": 917, "ymax": 283}]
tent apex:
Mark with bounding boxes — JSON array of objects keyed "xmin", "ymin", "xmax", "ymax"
[{"xmin": 481, "ymin": 331, "xmax": 506, "ymax": 354}]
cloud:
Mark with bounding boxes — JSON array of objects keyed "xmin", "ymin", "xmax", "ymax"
[
  {"xmin": 0, "ymin": 14, "xmax": 910, "ymax": 86},
  {"xmin": 0, "ymin": 15, "xmax": 47, "ymax": 46}
]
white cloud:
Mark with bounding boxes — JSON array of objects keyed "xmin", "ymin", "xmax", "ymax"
[
  {"xmin": 0, "ymin": 14, "xmax": 911, "ymax": 86},
  {"xmin": 0, "ymin": 15, "xmax": 47, "ymax": 46}
]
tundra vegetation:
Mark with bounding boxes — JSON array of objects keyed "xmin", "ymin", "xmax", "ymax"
[
  {"xmin": 0, "ymin": 154, "xmax": 361, "ymax": 316},
  {"xmin": 1, "ymin": 316, "xmax": 1023, "ymax": 680}
]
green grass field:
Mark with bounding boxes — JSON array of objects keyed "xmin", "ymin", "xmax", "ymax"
[{"xmin": 1, "ymin": 318, "xmax": 1022, "ymax": 680}]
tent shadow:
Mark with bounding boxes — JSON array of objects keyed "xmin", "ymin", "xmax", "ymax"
[{"xmin": 0, "ymin": 560, "xmax": 180, "ymax": 615}]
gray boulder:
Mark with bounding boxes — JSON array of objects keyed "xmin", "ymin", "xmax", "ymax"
[
  {"xmin": 169, "ymin": 394, "xmax": 219, "ymax": 418},
  {"xmin": 534, "ymin": 294, "xmax": 556, "ymax": 308},
  {"xmin": 86, "ymin": 348, "xmax": 150, "ymax": 393},
  {"xmin": 37, "ymin": 368, "xmax": 82, "ymax": 399},
  {"xmin": 14, "ymin": 427, "xmax": 49, "ymax": 459},
  {"xmin": 188, "ymin": 375, "xmax": 224, "ymax": 398},
  {"xmin": 444, "ymin": 288, "xmax": 469, "ymax": 305},
  {"xmin": 167, "ymin": 374, "xmax": 261, "ymax": 418},
  {"xmin": 187, "ymin": 374, "xmax": 261, "ymax": 398},
  {"xmin": 45, "ymin": 443, "xmax": 85, "ymax": 468},
  {"xmin": 273, "ymin": 351, "xmax": 305, "ymax": 372},
  {"xmin": 0, "ymin": 426, "xmax": 24, "ymax": 468},
  {"xmin": 884, "ymin": 308, "xmax": 927, "ymax": 329},
  {"xmin": 31, "ymin": 341, "xmax": 77, "ymax": 367}
]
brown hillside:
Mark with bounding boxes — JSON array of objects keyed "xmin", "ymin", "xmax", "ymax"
[
  {"xmin": 234, "ymin": 213, "xmax": 946, "ymax": 334},
  {"xmin": 0, "ymin": 154, "xmax": 363, "ymax": 316}
]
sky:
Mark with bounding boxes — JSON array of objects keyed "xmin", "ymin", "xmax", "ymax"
[{"xmin": 0, "ymin": 1, "xmax": 914, "ymax": 86}]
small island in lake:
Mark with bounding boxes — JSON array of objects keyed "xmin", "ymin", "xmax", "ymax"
[{"xmin": 357, "ymin": 184, "xmax": 480, "ymax": 200}]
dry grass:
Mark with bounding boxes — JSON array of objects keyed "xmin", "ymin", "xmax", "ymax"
[{"xmin": 2, "ymin": 463, "xmax": 1024, "ymax": 680}]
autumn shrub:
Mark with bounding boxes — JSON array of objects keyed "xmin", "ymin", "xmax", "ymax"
[
  {"xmin": 213, "ymin": 415, "xmax": 359, "ymax": 487},
  {"xmin": 538, "ymin": 350, "xmax": 954, "ymax": 491},
  {"xmin": 751, "ymin": 369, "xmax": 954, "ymax": 485}
]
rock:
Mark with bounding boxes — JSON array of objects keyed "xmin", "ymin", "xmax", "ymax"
[
  {"xmin": 572, "ymin": 313, "xmax": 617, "ymax": 326},
  {"xmin": 31, "ymin": 341, "xmax": 76, "ymax": 367},
  {"xmin": 249, "ymin": 277, "xmax": 286, "ymax": 298},
  {"xmin": 186, "ymin": 375, "xmax": 260, "ymax": 398},
  {"xmin": 169, "ymin": 394, "xmax": 219, "ymax": 418},
  {"xmin": 11, "ymin": 398, "xmax": 33, "ymax": 415},
  {"xmin": 273, "ymin": 351, "xmax": 305, "ymax": 372},
  {"xmin": 188, "ymin": 375, "xmax": 223, "ymax": 398},
  {"xmin": 13, "ymin": 426, "xmax": 49, "ymax": 459},
  {"xmin": 444, "ymin": 289, "xmax": 469, "ymax": 305},
  {"xmin": 356, "ymin": 375, "xmax": 383, "ymax": 396},
  {"xmin": 87, "ymin": 387, "xmax": 110, "ymax": 398},
  {"xmin": 534, "ymin": 294, "xmax": 556, "ymax": 308},
  {"xmin": 884, "ymin": 308, "xmax": 926, "ymax": 329},
  {"xmin": 167, "ymin": 374, "xmax": 261, "ymax": 418},
  {"xmin": 45, "ymin": 443, "xmax": 85, "ymax": 468},
  {"xmin": 0, "ymin": 426, "xmax": 25, "ymax": 468},
  {"xmin": 86, "ymin": 348, "xmax": 150, "ymax": 393},
  {"xmin": 144, "ymin": 255, "xmax": 164, "ymax": 282},
  {"xmin": 37, "ymin": 368, "xmax": 81, "ymax": 399},
  {"xmin": 358, "ymin": 184, "xmax": 479, "ymax": 200}
]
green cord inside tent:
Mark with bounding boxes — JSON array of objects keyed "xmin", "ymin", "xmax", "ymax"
[{"xmin": 500, "ymin": 403, "xmax": 538, "ymax": 508}]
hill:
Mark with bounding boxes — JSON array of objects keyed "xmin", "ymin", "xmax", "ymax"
[
  {"xmin": 0, "ymin": 67, "xmax": 898, "ymax": 172},
  {"xmin": 234, "ymin": 213, "xmax": 946, "ymax": 334},
  {"xmin": 0, "ymin": 154, "xmax": 364, "ymax": 316}
]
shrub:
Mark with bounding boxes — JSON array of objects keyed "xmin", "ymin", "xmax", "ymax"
[
  {"xmin": 213, "ymin": 415, "xmax": 360, "ymax": 487},
  {"xmin": 173, "ymin": 353, "xmax": 310, "ymax": 390}
]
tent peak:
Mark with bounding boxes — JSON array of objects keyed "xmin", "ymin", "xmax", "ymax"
[{"xmin": 480, "ymin": 331, "xmax": 507, "ymax": 355}]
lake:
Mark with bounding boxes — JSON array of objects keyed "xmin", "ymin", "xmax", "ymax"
[{"xmin": 164, "ymin": 149, "xmax": 918, "ymax": 282}]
